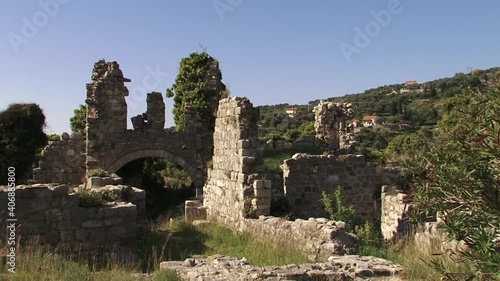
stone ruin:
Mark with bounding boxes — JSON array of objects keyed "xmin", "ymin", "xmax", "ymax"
[
  {"xmin": 313, "ymin": 101, "xmax": 355, "ymax": 150},
  {"xmin": 161, "ymin": 255, "xmax": 403, "ymax": 280},
  {"xmin": 131, "ymin": 92, "xmax": 165, "ymax": 130},
  {"xmin": 34, "ymin": 59, "xmax": 214, "ymax": 190},
  {"xmin": 15, "ymin": 59, "xmax": 411, "ymax": 279}
]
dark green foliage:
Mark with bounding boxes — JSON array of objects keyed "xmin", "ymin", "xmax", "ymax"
[
  {"xmin": 166, "ymin": 51, "xmax": 227, "ymax": 131},
  {"xmin": 78, "ymin": 188, "xmax": 118, "ymax": 208},
  {"xmin": 321, "ymin": 186, "xmax": 356, "ymax": 226},
  {"xmin": 402, "ymin": 84, "xmax": 500, "ymax": 278},
  {"xmin": 70, "ymin": 104, "xmax": 86, "ymax": 136},
  {"xmin": 0, "ymin": 103, "xmax": 48, "ymax": 184}
]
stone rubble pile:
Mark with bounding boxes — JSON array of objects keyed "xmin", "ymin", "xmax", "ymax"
[{"xmin": 160, "ymin": 255, "xmax": 404, "ymax": 281}]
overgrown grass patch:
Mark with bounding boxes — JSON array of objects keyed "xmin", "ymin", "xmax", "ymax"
[
  {"xmin": 359, "ymin": 237, "xmax": 468, "ymax": 281},
  {"xmin": 145, "ymin": 218, "xmax": 310, "ymax": 267},
  {"xmin": 0, "ymin": 245, "xmax": 147, "ymax": 281}
]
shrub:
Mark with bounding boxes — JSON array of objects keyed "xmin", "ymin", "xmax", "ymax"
[
  {"xmin": 78, "ymin": 187, "xmax": 117, "ymax": 208},
  {"xmin": 402, "ymin": 85, "xmax": 500, "ymax": 279},
  {"xmin": 321, "ymin": 186, "xmax": 356, "ymax": 227},
  {"xmin": 87, "ymin": 168, "xmax": 106, "ymax": 177}
]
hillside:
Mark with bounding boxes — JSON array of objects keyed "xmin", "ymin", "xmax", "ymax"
[{"xmin": 257, "ymin": 67, "xmax": 500, "ymax": 161}]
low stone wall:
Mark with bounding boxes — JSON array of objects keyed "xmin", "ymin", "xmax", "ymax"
[
  {"xmin": 33, "ymin": 133, "xmax": 85, "ymax": 185},
  {"xmin": 380, "ymin": 187, "xmax": 411, "ymax": 240},
  {"xmin": 282, "ymin": 154, "xmax": 384, "ymax": 221},
  {"xmin": 160, "ymin": 255, "xmax": 404, "ymax": 281},
  {"xmin": 0, "ymin": 183, "xmax": 145, "ymax": 255},
  {"xmin": 240, "ymin": 216, "xmax": 358, "ymax": 261}
]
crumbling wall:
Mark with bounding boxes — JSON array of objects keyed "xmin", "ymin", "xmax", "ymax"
[
  {"xmin": 313, "ymin": 101, "xmax": 354, "ymax": 150},
  {"xmin": 380, "ymin": 187, "xmax": 411, "ymax": 240},
  {"xmin": 33, "ymin": 133, "xmax": 85, "ymax": 184},
  {"xmin": 203, "ymin": 97, "xmax": 271, "ymax": 226},
  {"xmin": 283, "ymin": 154, "xmax": 384, "ymax": 222},
  {"xmin": 146, "ymin": 92, "xmax": 165, "ymax": 129},
  {"xmin": 85, "ymin": 59, "xmax": 131, "ymax": 172},
  {"xmin": 0, "ymin": 183, "xmax": 145, "ymax": 255}
]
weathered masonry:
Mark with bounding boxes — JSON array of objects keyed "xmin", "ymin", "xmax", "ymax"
[{"xmin": 34, "ymin": 59, "xmax": 214, "ymax": 189}]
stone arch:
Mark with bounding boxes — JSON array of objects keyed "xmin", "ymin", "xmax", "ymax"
[{"xmin": 105, "ymin": 149, "xmax": 198, "ymax": 187}]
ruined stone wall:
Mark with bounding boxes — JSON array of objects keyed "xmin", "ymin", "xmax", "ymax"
[
  {"xmin": 380, "ymin": 187, "xmax": 411, "ymax": 240},
  {"xmin": 85, "ymin": 59, "xmax": 131, "ymax": 172},
  {"xmin": 283, "ymin": 154, "xmax": 384, "ymax": 222},
  {"xmin": 146, "ymin": 92, "xmax": 165, "ymax": 129},
  {"xmin": 81, "ymin": 60, "xmax": 212, "ymax": 189},
  {"xmin": 0, "ymin": 183, "xmax": 145, "ymax": 254},
  {"xmin": 33, "ymin": 133, "xmax": 85, "ymax": 185},
  {"xmin": 203, "ymin": 97, "xmax": 271, "ymax": 226},
  {"xmin": 313, "ymin": 101, "xmax": 354, "ymax": 150}
]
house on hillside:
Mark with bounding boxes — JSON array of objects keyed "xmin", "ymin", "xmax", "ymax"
[
  {"xmin": 350, "ymin": 118, "xmax": 362, "ymax": 128},
  {"xmin": 285, "ymin": 107, "xmax": 298, "ymax": 118},
  {"xmin": 400, "ymin": 80, "xmax": 424, "ymax": 93},
  {"xmin": 362, "ymin": 115, "xmax": 381, "ymax": 127}
]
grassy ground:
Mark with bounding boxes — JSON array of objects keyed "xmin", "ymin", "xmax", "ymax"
[
  {"xmin": 1, "ymin": 218, "xmax": 470, "ymax": 280},
  {"xmin": 138, "ymin": 219, "xmax": 310, "ymax": 268},
  {"xmin": 0, "ymin": 219, "xmax": 308, "ymax": 280},
  {"xmin": 359, "ymin": 236, "xmax": 468, "ymax": 280}
]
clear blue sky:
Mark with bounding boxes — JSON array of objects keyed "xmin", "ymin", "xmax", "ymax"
[{"xmin": 1, "ymin": 0, "xmax": 499, "ymax": 134}]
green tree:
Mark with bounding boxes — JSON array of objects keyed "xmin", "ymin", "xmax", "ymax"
[
  {"xmin": 166, "ymin": 51, "xmax": 227, "ymax": 131},
  {"xmin": 402, "ymin": 86, "xmax": 500, "ymax": 279},
  {"xmin": 70, "ymin": 104, "xmax": 86, "ymax": 136},
  {"xmin": 0, "ymin": 104, "xmax": 48, "ymax": 183}
]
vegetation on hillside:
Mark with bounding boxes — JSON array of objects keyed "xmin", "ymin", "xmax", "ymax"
[
  {"xmin": 166, "ymin": 51, "xmax": 228, "ymax": 131},
  {"xmin": 0, "ymin": 103, "xmax": 48, "ymax": 184}
]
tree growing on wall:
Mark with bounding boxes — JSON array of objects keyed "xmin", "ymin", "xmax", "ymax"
[
  {"xmin": 70, "ymin": 104, "xmax": 86, "ymax": 137},
  {"xmin": 0, "ymin": 104, "xmax": 48, "ymax": 183},
  {"xmin": 166, "ymin": 51, "xmax": 228, "ymax": 131},
  {"xmin": 402, "ymin": 84, "xmax": 500, "ymax": 279}
]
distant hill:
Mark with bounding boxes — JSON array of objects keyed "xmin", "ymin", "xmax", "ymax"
[{"xmin": 258, "ymin": 67, "xmax": 500, "ymax": 138}]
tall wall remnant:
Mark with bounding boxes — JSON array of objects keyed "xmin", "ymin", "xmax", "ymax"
[
  {"xmin": 146, "ymin": 92, "xmax": 165, "ymax": 129},
  {"xmin": 192, "ymin": 97, "xmax": 360, "ymax": 260},
  {"xmin": 313, "ymin": 101, "xmax": 354, "ymax": 150},
  {"xmin": 85, "ymin": 60, "xmax": 131, "ymax": 171},
  {"xmin": 203, "ymin": 97, "xmax": 272, "ymax": 226}
]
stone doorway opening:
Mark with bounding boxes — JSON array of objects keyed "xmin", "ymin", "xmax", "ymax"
[{"xmin": 116, "ymin": 157, "xmax": 195, "ymax": 220}]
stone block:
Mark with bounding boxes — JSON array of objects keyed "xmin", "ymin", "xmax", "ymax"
[
  {"xmin": 88, "ymin": 177, "xmax": 104, "ymax": 188},
  {"xmin": 81, "ymin": 219, "xmax": 103, "ymax": 228},
  {"xmin": 104, "ymin": 218, "xmax": 125, "ymax": 226}
]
